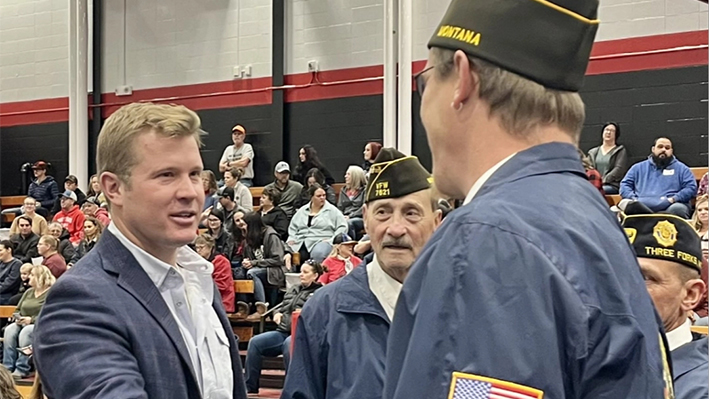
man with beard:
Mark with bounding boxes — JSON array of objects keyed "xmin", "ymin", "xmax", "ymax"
[
  {"xmin": 282, "ymin": 149, "xmax": 441, "ymax": 399},
  {"xmin": 620, "ymin": 137, "xmax": 697, "ymax": 218}
]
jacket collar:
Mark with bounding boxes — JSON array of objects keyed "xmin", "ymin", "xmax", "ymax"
[
  {"xmin": 475, "ymin": 143, "xmax": 587, "ymax": 200},
  {"xmin": 96, "ymin": 230, "xmax": 200, "ymax": 385},
  {"xmin": 672, "ymin": 335, "xmax": 708, "ymax": 378},
  {"xmin": 335, "ymin": 263, "xmax": 390, "ymax": 323}
]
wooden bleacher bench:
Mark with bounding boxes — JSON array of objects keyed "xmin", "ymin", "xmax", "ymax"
[
  {"xmin": 231, "ymin": 280, "xmax": 256, "ymax": 342},
  {"xmin": 0, "ymin": 195, "xmax": 25, "ymax": 224},
  {"xmin": 691, "ymin": 325, "xmax": 708, "ymax": 335},
  {"xmin": 234, "ymin": 280, "xmax": 254, "ymax": 294},
  {"xmin": 0, "ymin": 305, "xmax": 15, "ymax": 319}
]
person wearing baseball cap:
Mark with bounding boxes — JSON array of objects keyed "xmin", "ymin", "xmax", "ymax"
[
  {"xmin": 52, "ymin": 190, "xmax": 86, "ymax": 245},
  {"xmin": 623, "ymin": 214, "xmax": 708, "ymax": 399},
  {"xmin": 27, "ymin": 161, "xmax": 59, "ymax": 216},
  {"xmin": 219, "ymin": 124, "xmax": 255, "ymax": 187},
  {"xmin": 317, "ymin": 233, "xmax": 362, "ymax": 285},
  {"xmin": 383, "ymin": 0, "xmax": 672, "ymax": 398},
  {"xmin": 264, "ymin": 161, "xmax": 303, "ymax": 220},
  {"xmin": 51, "ymin": 175, "xmax": 86, "ymax": 215},
  {"xmin": 81, "ymin": 196, "xmax": 111, "ymax": 228},
  {"xmin": 283, "ymin": 148, "xmax": 441, "ymax": 399}
]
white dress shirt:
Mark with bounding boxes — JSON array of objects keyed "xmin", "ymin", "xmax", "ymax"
[
  {"xmin": 367, "ymin": 255, "xmax": 403, "ymax": 322},
  {"xmin": 666, "ymin": 318, "xmax": 694, "ymax": 351},
  {"xmin": 108, "ymin": 223, "xmax": 234, "ymax": 399},
  {"xmin": 463, "ymin": 153, "xmax": 517, "ymax": 205}
]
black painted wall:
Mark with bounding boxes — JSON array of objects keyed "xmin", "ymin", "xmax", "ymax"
[
  {"xmin": 197, "ymin": 105, "xmax": 277, "ymax": 187},
  {"xmin": 2, "ymin": 65, "xmax": 706, "ymax": 195},
  {"xmin": 285, "ymin": 95, "xmax": 383, "ymax": 182},
  {"xmin": 579, "ymin": 65, "xmax": 708, "ymax": 168},
  {"xmin": 1, "ymin": 121, "xmax": 69, "ymax": 196}
]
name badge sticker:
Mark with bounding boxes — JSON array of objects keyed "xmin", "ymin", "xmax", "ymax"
[{"xmin": 663, "ymin": 169, "xmax": 675, "ymax": 176}]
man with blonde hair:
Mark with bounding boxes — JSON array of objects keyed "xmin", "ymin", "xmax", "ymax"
[
  {"xmin": 34, "ymin": 102, "xmax": 247, "ymax": 399},
  {"xmin": 384, "ymin": 0, "xmax": 672, "ymax": 398}
]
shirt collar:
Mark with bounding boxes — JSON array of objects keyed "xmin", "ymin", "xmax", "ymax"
[
  {"xmin": 463, "ymin": 153, "xmax": 517, "ymax": 205},
  {"xmin": 107, "ymin": 223, "xmax": 213, "ymax": 288},
  {"xmin": 667, "ymin": 317, "xmax": 694, "ymax": 351},
  {"xmin": 366, "ymin": 255, "xmax": 403, "ymax": 322}
]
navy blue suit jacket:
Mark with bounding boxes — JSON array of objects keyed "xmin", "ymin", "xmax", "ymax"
[{"xmin": 34, "ymin": 230, "xmax": 247, "ymax": 399}]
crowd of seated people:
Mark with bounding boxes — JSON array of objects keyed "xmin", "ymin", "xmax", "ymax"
[{"xmin": 2, "ymin": 265, "xmax": 55, "ymax": 379}]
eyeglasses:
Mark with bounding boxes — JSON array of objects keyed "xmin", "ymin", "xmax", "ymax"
[{"xmin": 414, "ymin": 65, "xmax": 435, "ymax": 97}]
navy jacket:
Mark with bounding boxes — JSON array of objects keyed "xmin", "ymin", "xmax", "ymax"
[
  {"xmin": 282, "ymin": 264, "xmax": 389, "ymax": 399},
  {"xmin": 0, "ymin": 258, "xmax": 21, "ymax": 298},
  {"xmin": 384, "ymin": 143, "xmax": 670, "ymax": 399},
  {"xmin": 34, "ymin": 230, "xmax": 247, "ymax": 399},
  {"xmin": 620, "ymin": 156, "xmax": 697, "ymax": 210},
  {"xmin": 28, "ymin": 176, "xmax": 59, "ymax": 209},
  {"xmin": 672, "ymin": 335, "xmax": 708, "ymax": 399}
]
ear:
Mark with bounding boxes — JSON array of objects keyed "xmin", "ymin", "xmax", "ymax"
[
  {"xmin": 100, "ymin": 172, "xmax": 125, "ymax": 208},
  {"xmin": 681, "ymin": 278, "xmax": 706, "ymax": 312},
  {"xmin": 433, "ymin": 209, "xmax": 443, "ymax": 229},
  {"xmin": 452, "ymin": 50, "xmax": 478, "ymax": 110}
]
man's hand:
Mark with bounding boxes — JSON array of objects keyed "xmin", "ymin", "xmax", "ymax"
[
  {"xmin": 667, "ymin": 197, "xmax": 675, "ymax": 204},
  {"xmin": 242, "ymin": 259, "xmax": 252, "ymax": 269},
  {"xmin": 273, "ymin": 313, "xmax": 283, "ymax": 325},
  {"xmin": 18, "ymin": 317, "xmax": 31, "ymax": 326}
]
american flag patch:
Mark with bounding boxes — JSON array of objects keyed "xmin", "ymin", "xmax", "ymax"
[{"xmin": 448, "ymin": 372, "xmax": 544, "ymax": 399}]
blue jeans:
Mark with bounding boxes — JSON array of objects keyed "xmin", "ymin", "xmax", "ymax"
[
  {"xmin": 3, "ymin": 323, "xmax": 33, "ymax": 375},
  {"xmin": 247, "ymin": 267, "xmax": 268, "ymax": 303},
  {"xmin": 665, "ymin": 202, "xmax": 692, "ymax": 219},
  {"xmin": 240, "ymin": 179, "xmax": 253, "ymax": 187},
  {"xmin": 244, "ymin": 331, "xmax": 291, "ymax": 393},
  {"xmin": 347, "ymin": 218, "xmax": 365, "ymax": 240},
  {"xmin": 310, "ymin": 241, "xmax": 332, "ymax": 264}
]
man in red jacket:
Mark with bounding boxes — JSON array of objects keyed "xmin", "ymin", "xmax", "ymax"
[
  {"xmin": 52, "ymin": 190, "xmax": 86, "ymax": 245},
  {"xmin": 81, "ymin": 196, "xmax": 111, "ymax": 227}
]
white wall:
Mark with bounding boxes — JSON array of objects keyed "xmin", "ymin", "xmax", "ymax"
[
  {"xmin": 102, "ymin": 0, "xmax": 272, "ymax": 93},
  {"xmin": 0, "ymin": 0, "xmax": 69, "ymax": 103},
  {"xmin": 0, "ymin": 0, "xmax": 706, "ymax": 104}
]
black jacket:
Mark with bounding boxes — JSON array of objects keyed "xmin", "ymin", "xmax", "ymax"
[
  {"xmin": 0, "ymin": 258, "xmax": 22, "ymax": 297},
  {"xmin": 58, "ymin": 228, "xmax": 75, "ymax": 263},
  {"xmin": 70, "ymin": 238, "xmax": 99, "ymax": 265},
  {"xmin": 261, "ymin": 206, "xmax": 289, "ymax": 241},
  {"xmin": 212, "ymin": 228, "xmax": 234, "ymax": 261},
  {"xmin": 10, "ymin": 233, "xmax": 40, "ymax": 264},
  {"xmin": 588, "ymin": 145, "xmax": 629, "ymax": 190},
  {"xmin": 276, "ymin": 281, "xmax": 322, "ymax": 333}
]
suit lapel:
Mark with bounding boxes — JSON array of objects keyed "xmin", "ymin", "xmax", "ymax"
[{"xmin": 98, "ymin": 231, "xmax": 199, "ymax": 386}]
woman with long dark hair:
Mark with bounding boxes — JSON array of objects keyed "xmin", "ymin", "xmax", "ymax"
[
  {"xmin": 69, "ymin": 216, "xmax": 103, "ymax": 266},
  {"xmin": 242, "ymin": 212, "xmax": 286, "ymax": 318},
  {"xmin": 293, "ymin": 145, "xmax": 335, "ymax": 186},
  {"xmin": 295, "ymin": 167, "xmax": 337, "ymax": 208},
  {"xmin": 587, "ymin": 122, "xmax": 629, "ymax": 194}
]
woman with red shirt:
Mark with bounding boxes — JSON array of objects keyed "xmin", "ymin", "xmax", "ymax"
[
  {"xmin": 319, "ymin": 234, "xmax": 362, "ymax": 284},
  {"xmin": 194, "ymin": 234, "xmax": 235, "ymax": 313}
]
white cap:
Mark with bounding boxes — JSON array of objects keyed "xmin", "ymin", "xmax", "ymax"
[{"xmin": 275, "ymin": 161, "xmax": 290, "ymax": 173}]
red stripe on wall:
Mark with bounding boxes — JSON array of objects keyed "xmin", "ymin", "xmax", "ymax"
[{"xmin": 1, "ymin": 30, "xmax": 707, "ymax": 127}]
